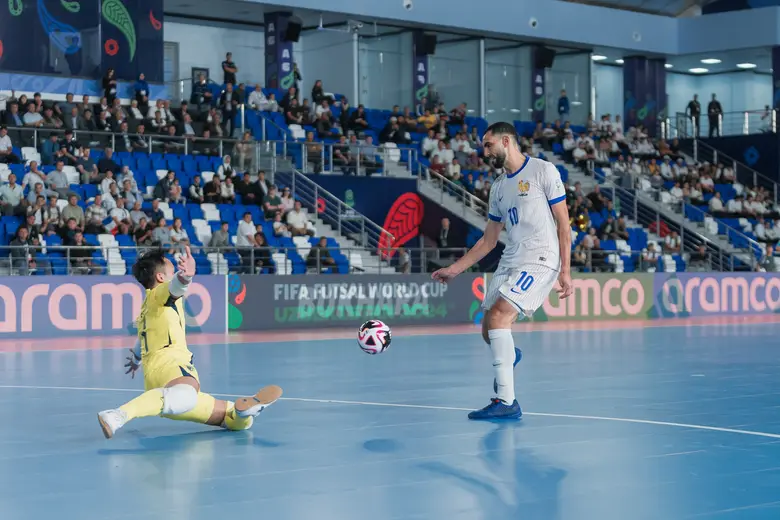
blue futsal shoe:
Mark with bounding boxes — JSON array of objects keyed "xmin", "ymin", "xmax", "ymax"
[
  {"xmin": 468, "ymin": 398, "xmax": 523, "ymax": 420},
  {"xmin": 493, "ymin": 347, "xmax": 522, "ymax": 394}
]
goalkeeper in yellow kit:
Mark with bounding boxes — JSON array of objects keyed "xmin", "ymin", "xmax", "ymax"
[{"xmin": 97, "ymin": 246, "xmax": 282, "ymax": 439}]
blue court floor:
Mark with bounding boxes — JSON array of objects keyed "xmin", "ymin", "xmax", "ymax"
[{"xmin": 1, "ymin": 322, "xmax": 779, "ymax": 520}]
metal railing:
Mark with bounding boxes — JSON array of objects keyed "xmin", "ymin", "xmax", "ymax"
[
  {"xmin": 671, "ymin": 110, "xmax": 776, "ymax": 139},
  {"xmin": 255, "ymin": 138, "xmax": 417, "ymax": 178},
  {"xmin": 571, "ymin": 247, "xmax": 711, "ymax": 273},
  {"xmin": 274, "ymin": 169, "xmax": 395, "ymax": 253},
  {"xmin": 419, "ymin": 167, "xmax": 491, "ymax": 221},
  {"xmin": 4, "ymin": 240, "xmax": 749, "ymax": 276},
  {"xmin": 1, "ymin": 244, "xmax": 481, "ymax": 275},
  {"xmin": 3, "ymin": 124, "xmax": 246, "ymax": 160}
]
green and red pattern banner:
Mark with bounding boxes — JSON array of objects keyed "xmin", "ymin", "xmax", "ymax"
[{"xmin": 0, "ymin": 0, "xmax": 163, "ymax": 82}]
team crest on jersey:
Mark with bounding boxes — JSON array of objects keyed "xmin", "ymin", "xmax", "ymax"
[{"xmin": 517, "ymin": 180, "xmax": 530, "ymax": 196}]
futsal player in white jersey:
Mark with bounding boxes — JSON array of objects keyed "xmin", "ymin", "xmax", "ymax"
[{"xmin": 432, "ymin": 122, "xmax": 573, "ymax": 420}]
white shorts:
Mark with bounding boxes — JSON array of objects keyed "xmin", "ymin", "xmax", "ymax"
[{"xmin": 482, "ymin": 264, "xmax": 558, "ymax": 318}]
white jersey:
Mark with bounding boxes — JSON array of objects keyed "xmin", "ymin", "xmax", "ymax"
[{"xmin": 488, "ymin": 156, "xmax": 566, "ymax": 271}]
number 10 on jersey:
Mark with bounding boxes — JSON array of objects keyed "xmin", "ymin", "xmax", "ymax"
[
  {"xmin": 511, "ymin": 270, "xmax": 535, "ymax": 294},
  {"xmin": 508, "ymin": 207, "xmax": 519, "ymax": 226}
]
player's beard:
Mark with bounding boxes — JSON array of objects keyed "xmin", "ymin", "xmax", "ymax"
[{"xmin": 488, "ymin": 147, "xmax": 507, "ymax": 169}]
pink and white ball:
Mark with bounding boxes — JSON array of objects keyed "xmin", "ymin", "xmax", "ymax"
[{"xmin": 358, "ymin": 320, "xmax": 392, "ymax": 354}]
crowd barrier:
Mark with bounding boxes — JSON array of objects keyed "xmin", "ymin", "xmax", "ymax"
[{"xmin": 0, "ymin": 272, "xmax": 775, "ymax": 338}]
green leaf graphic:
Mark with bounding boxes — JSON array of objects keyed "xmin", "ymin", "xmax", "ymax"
[
  {"xmin": 534, "ymin": 97, "xmax": 545, "ymax": 111},
  {"xmin": 61, "ymin": 0, "xmax": 80, "ymax": 13},
  {"xmin": 9, "ymin": 0, "xmax": 22, "ymax": 16},
  {"xmin": 468, "ymin": 301, "xmax": 479, "ymax": 321},
  {"xmin": 637, "ymin": 105, "xmax": 648, "ymax": 121},
  {"xmin": 102, "ymin": 0, "xmax": 136, "ymax": 60},
  {"xmin": 280, "ymin": 71, "xmax": 295, "ymax": 90},
  {"xmin": 228, "ymin": 304, "xmax": 243, "ymax": 329}
]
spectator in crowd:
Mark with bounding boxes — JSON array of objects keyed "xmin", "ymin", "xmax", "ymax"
[
  {"xmin": 103, "ymin": 69, "xmax": 118, "ymax": 103},
  {"xmin": 686, "ymin": 94, "xmax": 701, "ymax": 137},
  {"xmin": 222, "ymin": 52, "xmax": 238, "ymax": 85},
  {"xmin": 69, "ymin": 231, "xmax": 94, "ymax": 274},
  {"xmin": 708, "ymin": 94, "xmax": 723, "ymax": 138},
  {"xmin": 286, "ymin": 200, "xmax": 314, "ymax": 237},
  {"xmin": 134, "ymin": 218, "xmax": 154, "ymax": 247},
  {"xmin": 307, "ymin": 236, "xmax": 335, "ymax": 271},
  {"xmin": 0, "ymin": 173, "xmax": 24, "ymax": 216},
  {"xmin": 272, "ymin": 212, "xmax": 291, "ymax": 238},
  {"xmin": 253, "ymin": 234, "xmax": 274, "ymax": 274},
  {"xmin": 664, "ymin": 231, "xmax": 681, "ymax": 254},
  {"xmin": 558, "ymin": 90, "xmax": 570, "ymax": 122},
  {"xmin": 208, "ymin": 221, "xmax": 232, "ymax": 252},
  {"xmin": 152, "ymin": 217, "xmax": 171, "ymax": 250},
  {"xmin": 262, "ymin": 185, "xmax": 283, "ymax": 219},
  {"xmin": 169, "ymin": 218, "xmax": 190, "ymax": 254},
  {"xmin": 0, "ymin": 126, "xmax": 20, "ymax": 164},
  {"xmin": 10, "ymin": 226, "xmax": 36, "ymax": 275},
  {"xmin": 280, "ymin": 187, "xmax": 295, "ymax": 214},
  {"xmin": 85, "ymin": 194, "xmax": 107, "ymax": 234}
]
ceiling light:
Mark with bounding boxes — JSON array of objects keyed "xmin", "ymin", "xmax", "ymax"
[
  {"xmin": 736, "ymin": 62, "xmax": 756, "ymax": 69},
  {"xmin": 689, "ymin": 67, "xmax": 708, "ymax": 73},
  {"xmin": 591, "ymin": 55, "xmax": 607, "ymax": 61},
  {"xmin": 700, "ymin": 58, "xmax": 721, "ymax": 64},
  {"xmin": 615, "ymin": 59, "xmax": 624, "ymax": 64},
  {"xmin": 665, "ymin": 63, "xmax": 673, "ymax": 69}
]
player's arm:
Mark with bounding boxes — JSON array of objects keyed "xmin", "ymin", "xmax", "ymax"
[
  {"xmin": 545, "ymin": 165, "xmax": 573, "ymax": 298},
  {"xmin": 169, "ymin": 246, "xmax": 196, "ymax": 301},
  {"xmin": 432, "ymin": 218, "xmax": 502, "ymax": 283},
  {"xmin": 550, "ymin": 201, "xmax": 572, "ymax": 275},
  {"xmin": 145, "ymin": 247, "xmax": 197, "ymax": 307},
  {"xmin": 125, "ymin": 337, "xmax": 142, "ymax": 378}
]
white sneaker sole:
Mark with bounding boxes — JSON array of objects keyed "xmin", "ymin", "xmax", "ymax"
[
  {"xmin": 97, "ymin": 412, "xmax": 117, "ymax": 439},
  {"xmin": 234, "ymin": 385, "xmax": 283, "ymax": 417}
]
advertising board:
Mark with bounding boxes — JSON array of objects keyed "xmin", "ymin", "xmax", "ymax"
[{"xmin": 0, "ymin": 275, "xmax": 227, "ymax": 338}]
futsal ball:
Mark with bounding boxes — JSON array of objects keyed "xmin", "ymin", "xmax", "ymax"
[{"xmin": 358, "ymin": 320, "xmax": 392, "ymax": 354}]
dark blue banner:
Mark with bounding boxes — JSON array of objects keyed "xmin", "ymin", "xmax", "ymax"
[
  {"xmin": 530, "ymin": 46, "xmax": 549, "ymax": 123},
  {"xmin": 773, "ymin": 47, "xmax": 780, "ymax": 110},
  {"xmin": 0, "ymin": 0, "xmax": 101, "ymax": 78},
  {"xmin": 264, "ymin": 12, "xmax": 294, "ymax": 90},
  {"xmin": 101, "ymin": 0, "xmax": 164, "ymax": 83},
  {"xmin": 623, "ymin": 57, "xmax": 665, "ymax": 137},
  {"xmin": 412, "ymin": 31, "xmax": 429, "ymax": 106},
  {"xmin": 531, "ymin": 69, "xmax": 545, "ymax": 123},
  {"xmin": 0, "ymin": 0, "xmax": 163, "ymax": 82}
]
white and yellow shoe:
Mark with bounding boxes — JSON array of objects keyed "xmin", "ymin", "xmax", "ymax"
[
  {"xmin": 97, "ymin": 409, "xmax": 128, "ymax": 439},
  {"xmin": 234, "ymin": 385, "xmax": 283, "ymax": 418}
]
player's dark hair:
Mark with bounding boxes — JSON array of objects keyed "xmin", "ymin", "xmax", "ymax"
[
  {"xmin": 485, "ymin": 122, "xmax": 518, "ymax": 141},
  {"xmin": 132, "ymin": 249, "xmax": 167, "ymax": 289}
]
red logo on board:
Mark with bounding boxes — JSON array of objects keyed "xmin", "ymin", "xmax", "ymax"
[{"xmin": 379, "ymin": 193, "xmax": 424, "ymax": 259}]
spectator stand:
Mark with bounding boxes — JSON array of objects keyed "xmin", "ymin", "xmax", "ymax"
[{"xmin": 652, "ymin": 133, "xmax": 772, "ymax": 268}]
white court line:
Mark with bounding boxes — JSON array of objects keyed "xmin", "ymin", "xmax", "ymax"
[{"xmin": 1, "ymin": 384, "xmax": 780, "ymax": 440}]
